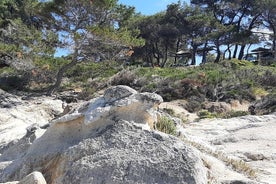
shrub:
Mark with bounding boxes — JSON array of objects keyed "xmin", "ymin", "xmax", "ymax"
[
  {"xmin": 77, "ymin": 87, "xmax": 97, "ymax": 100},
  {"xmin": 252, "ymin": 87, "xmax": 269, "ymax": 98},
  {"xmin": 66, "ymin": 61, "xmax": 120, "ymax": 83},
  {"xmin": 111, "ymin": 69, "xmax": 136, "ymax": 86},
  {"xmin": 259, "ymin": 69, "xmax": 276, "ymax": 87},
  {"xmin": 162, "ymin": 108, "xmax": 175, "ymax": 116},
  {"xmin": 156, "ymin": 116, "xmax": 177, "ymax": 136},
  {"xmin": 0, "ymin": 74, "xmax": 29, "ymax": 91},
  {"xmin": 197, "ymin": 110, "xmax": 217, "ymax": 119},
  {"xmin": 33, "ymin": 57, "xmax": 70, "ymax": 71},
  {"xmin": 134, "ymin": 67, "xmax": 190, "ymax": 80},
  {"xmin": 186, "ymin": 96, "xmax": 204, "ymax": 113},
  {"xmin": 220, "ymin": 111, "xmax": 249, "ymax": 119},
  {"xmin": 270, "ymin": 62, "xmax": 276, "ymax": 67},
  {"xmin": 221, "ymin": 59, "xmax": 254, "ymax": 69},
  {"xmin": 143, "ymin": 82, "xmax": 158, "ymax": 92},
  {"xmin": 197, "ymin": 110, "xmax": 249, "ymax": 120}
]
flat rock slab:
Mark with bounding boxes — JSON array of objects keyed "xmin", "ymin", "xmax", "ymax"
[{"xmin": 182, "ymin": 113, "xmax": 276, "ymax": 184}]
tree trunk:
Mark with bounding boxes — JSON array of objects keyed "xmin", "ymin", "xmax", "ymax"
[
  {"xmin": 238, "ymin": 14, "xmax": 260, "ymax": 61},
  {"xmin": 201, "ymin": 42, "xmax": 208, "ymax": 64},
  {"xmin": 191, "ymin": 45, "xmax": 197, "ymax": 65},
  {"xmin": 161, "ymin": 44, "xmax": 168, "ymax": 67},
  {"xmin": 47, "ymin": 50, "xmax": 79, "ymax": 96},
  {"xmin": 232, "ymin": 44, "xmax": 238, "ymax": 58},
  {"xmin": 214, "ymin": 50, "xmax": 220, "ymax": 63},
  {"xmin": 226, "ymin": 44, "xmax": 232, "ymax": 60},
  {"xmin": 175, "ymin": 38, "xmax": 181, "ymax": 64},
  {"xmin": 272, "ymin": 28, "xmax": 276, "ymax": 59},
  {"xmin": 238, "ymin": 44, "xmax": 246, "ymax": 60},
  {"xmin": 214, "ymin": 39, "xmax": 220, "ymax": 63},
  {"xmin": 153, "ymin": 43, "xmax": 160, "ymax": 66},
  {"xmin": 246, "ymin": 44, "xmax": 252, "ymax": 57}
]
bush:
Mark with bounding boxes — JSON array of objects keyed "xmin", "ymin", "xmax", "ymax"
[
  {"xmin": 111, "ymin": 70, "xmax": 136, "ymax": 86},
  {"xmin": 77, "ymin": 87, "xmax": 97, "ymax": 100},
  {"xmin": 249, "ymin": 93, "xmax": 276, "ymax": 115},
  {"xmin": 259, "ymin": 70, "xmax": 276, "ymax": 87},
  {"xmin": 220, "ymin": 111, "xmax": 249, "ymax": 119},
  {"xmin": 221, "ymin": 59, "xmax": 254, "ymax": 69},
  {"xmin": 162, "ymin": 108, "xmax": 175, "ymax": 116},
  {"xmin": 66, "ymin": 61, "xmax": 120, "ymax": 83},
  {"xmin": 197, "ymin": 109, "xmax": 250, "ymax": 120},
  {"xmin": 197, "ymin": 110, "xmax": 217, "ymax": 119},
  {"xmin": 252, "ymin": 87, "xmax": 269, "ymax": 99},
  {"xmin": 186, "ymin": 96, "xmax": 204, "ymax": 113},
  {"xmin": 33, "ymin": 57, "xmax": 70, "ymax": 71},
  {"xmin": 156, "ymin": 116, "xmax": 177, "ymax": 136},
  {"xmin": 0, "ymin": 74, "xmax": 29, "ymax": 91}
]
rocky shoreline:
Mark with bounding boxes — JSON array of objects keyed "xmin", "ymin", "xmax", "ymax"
[{"xmin": 0, "ymin": 86, "xmax": 275, "ymax": 184}]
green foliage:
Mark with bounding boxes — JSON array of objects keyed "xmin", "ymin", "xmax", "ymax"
[
  {"xmin": 221, "ymin": 59, "xmax": 255, "ymax": 69},
  {"xmin": 156, "ymin": 116, "xmax": 177, "ymax": 136},
  {"xmin": 221, "ymin": 111, "xmax": 250, "ymax": 119},
  {"xmin": 0, "ymin": 0, "xmax": 57, "ymax": 56},
  {"xmin": 65, "ymin": 61, "xmax": 120, "ymax": 83},
  {"xmin": 33, "ymin": 57, "xmax": 71, "ymax": 71},
  {"xmin": 134, "ymin": 67, "xmax": 191, "ymax": 80},
  {"xmin": 270, "ymin": 63, "xmax": 276, "ymax": 67},
  {"xmin": 205, "ymin": 69, "xmax": 228, "ymax": 84},
  {"xmin": 162, "ymin": 108, "xmax": 176, "ymax": 116},
  {"xmin": 90, "ymin": 26, "xmax": 145, "ymax": 47},
  {"xmin": 1, "ymin": 0, "xmax": 275, "ymax": 99},
  {"xmin": 77, "ymin": 87, "xmax": 97, "ymax": 100},
  {"xmin": 197, "ymin": 110, "xmax": 217, "ymax": 119},
  {"xmin": 143, "ymin": 83, "xmax": 158, "ymax": 92},
  {"xmin": 0, "ymin": 43, "xmax": 17, "ymax": 53},
  {"xmin": 259, "ymin": 69, "xmax": 276, "ymax": 87},
  {"xmin": 123, "ymin": 61, "xmax": 276, "ymax": 103},
  {"xmin": 197, "ymin": 110, "xmax": 249, "ymax": 120},
  {"xmin": 111, "ymin": 69, "xmax": 137, "ymax": 86},
  {"xmin": 252, "ymin": 87, "xmax": 269, "ymax": 98},
  {"xmin": 0, "ymin": 66, "xmax": 16, "ymax": 76}
]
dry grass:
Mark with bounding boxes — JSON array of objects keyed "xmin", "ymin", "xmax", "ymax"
[{"xmin": 180, "ymin": 136, "xmax": 257, "ymax": 180}]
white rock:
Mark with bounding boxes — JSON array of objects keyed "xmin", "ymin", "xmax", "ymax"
[
  {"xmin": 0, "ymin": 86, "xmax": 207, "ymax": 184},
  {"xmin": 18, "ymin": 171, "xmax": 46, "ymax": 184},
  {"xmin": 0, "ymin": 95, "xmax": 63, "ymax": 148},
  {"xmin": 181, "ymin": 113, "xmax": 276, "ymax": 183}
]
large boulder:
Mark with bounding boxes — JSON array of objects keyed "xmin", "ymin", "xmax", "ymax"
[{"xmin": 0, "ymin": 85, "xmax": 207, "ymax": 184}]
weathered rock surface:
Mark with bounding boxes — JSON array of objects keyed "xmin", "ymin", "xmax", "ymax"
[
  {"xmin": 18, "ymin": 171, "xmax": 47, "ymax": 184},
  {"xmin": 0, "ymin": 86, "xmax": 207, "ymax": 184},
  {"xmin": 181, "ymin": 113, "xmax": 276, "ymax": 184},
  {"xmin": 0, "ymin": 89, "xmax": 64, "ymax": 177},
  {"xmin": 4, "ymin": 85, "xmax": 275, "ymax": 184},
  {"xmin": 0, "ymin": 171, "xmax": 46, "ymax": 184},
  {"xmin": 0, "ymin": 90, "xmax": 63, "ymax": 151}
]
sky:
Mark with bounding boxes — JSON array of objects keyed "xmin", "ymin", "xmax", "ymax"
[{"xmin": 118, "ymin": 0, "xmax": 189, "ymax": 15}]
